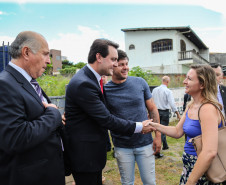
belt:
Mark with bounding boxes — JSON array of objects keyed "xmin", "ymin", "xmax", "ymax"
[{"xmin": 158, "ymin": 109, "xmax": 169, "ymax": 112}]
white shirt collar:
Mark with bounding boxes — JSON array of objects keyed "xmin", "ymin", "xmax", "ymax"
[
  {"xmin": 9, "ymin": 62, "xmax": 32, "ymax": 82},
  {"xmin": 87, "ymin": 64, "xmax": 101, "ymax": 84}
]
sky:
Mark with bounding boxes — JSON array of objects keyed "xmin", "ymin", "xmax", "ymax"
[{"xmin": 0, "ymin": 0, "xmax": 226, "ymax": 63}]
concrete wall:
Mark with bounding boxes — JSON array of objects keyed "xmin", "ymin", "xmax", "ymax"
[
  {"xmin": 49, "ymin": 95, "xmax": 65, "ymax": 115},
  {"xmin": 210, "ymin": 53, "xmax": 226, "ymax": 66},
  {"xmin": 49, "ymin": 87, "xmax": 186, "ymax": 122}
]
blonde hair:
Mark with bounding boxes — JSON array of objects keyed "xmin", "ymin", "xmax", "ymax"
[{"xmin": 187, "ymin": 64, "xmax": 222, "ymax": 110}]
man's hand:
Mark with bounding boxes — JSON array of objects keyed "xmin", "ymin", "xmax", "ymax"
[
  {"xmin": 62, "ymin": 112, "xmax": 66, "ymax": 125},
  {"xmin": 141, "ymin": 120, "xmax": 156, "ymax": 134},
  {"xmin": 43, "ymin": 102, "xmax": 58, "ymax": 109}
]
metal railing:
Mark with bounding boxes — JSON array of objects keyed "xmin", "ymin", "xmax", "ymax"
[
  {"xmin": 0, "ymin": 41, "xmax": 11, "ymax": 72},
  {"xmin": 178, "ymin": 50, "xmax": 209, "ymax": 64}
]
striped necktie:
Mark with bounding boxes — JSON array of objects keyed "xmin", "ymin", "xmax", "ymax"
[{"xmin": 30, "ymin": 79, "xmax": 44, "ymax": 101}]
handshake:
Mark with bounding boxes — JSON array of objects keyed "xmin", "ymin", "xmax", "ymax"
[{"xmin": 141, "ymin": 120, "xmax": 156, "ymax": 134}]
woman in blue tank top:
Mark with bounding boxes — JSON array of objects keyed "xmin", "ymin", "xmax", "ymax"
[{"xmin": 150, "ymin": 64, "xmax": 222, "ymax": 185}]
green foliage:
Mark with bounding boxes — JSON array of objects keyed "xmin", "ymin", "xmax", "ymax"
[
  {"xmin": 37, "ymin": 75, "xmax": 70, "ymax": 96},
  {"xmin": 74, "ymin": 62, "xmax": 86, "ymax": 69},
  {"xmin": 60, "ymin": 67, "xmax": 77, "ymax": 76},
  {"xmin": 60, "ymin": 61, "xmax": 86, "ymax": 76},
  {"xmin": 128, "ymin": 66, "xmax": 186, "ymax": 87},
  {"xmin": 128, "ymin": 66, "xmax": 161, "ymax": 86},
  {"xmin": 62, "ymin": 60, "xmax": 74, "ymax": 69},
  {"xmin": 44, "ymin": 63, "xmax": 53, "ymax": 75}
]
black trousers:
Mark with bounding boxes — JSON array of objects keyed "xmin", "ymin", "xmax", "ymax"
[
  {"xmin": 72, "ymin": 170, "xmax": 102, "ymax": 185},
  {"xmin": 158, "ymin": 109, "xmax": 170, "ymax": 148}
]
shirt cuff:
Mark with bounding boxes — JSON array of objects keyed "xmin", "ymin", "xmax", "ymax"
[{"xmin": 134, "ymin": 122, "xmax": 143, "ymax": 133}]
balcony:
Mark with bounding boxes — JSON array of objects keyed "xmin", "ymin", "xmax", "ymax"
[{"xmin": 178, "ymin": 50, "xmax": 209, "ymax": 65}]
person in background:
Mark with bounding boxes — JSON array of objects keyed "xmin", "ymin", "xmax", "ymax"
[
  {"xmin": 0, "ymin": 31, "xmax": 65, "ymax": 185},
  {"xmin": 150, "ymin": 64, "xmax": 222, "ymax": 185},
  {"xmin": 210, "ymin": 63, "xmax": 226, "ymax": 185},
  {"xmin": 64, "ymin": 38, "xmax": 155, "ymax": 185},
  {"xmin": 210, "ymin": 63, "xmax": 226, "ymax": 116},
  {"xmin": 152, "ymin": 76, "xmax": 181, "ymax": 158},
  {"xmin": 183, "ymin": 93, "xmax": 191, "ymax": 112},
  {"xmin": 104, "ymin": 49, "xmax": 161, "ymax": 185}
]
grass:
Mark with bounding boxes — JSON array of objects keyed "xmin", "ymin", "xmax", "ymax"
[{"xmin": 103, "ymin": 120, "xmax": 185, "ymax": 185}]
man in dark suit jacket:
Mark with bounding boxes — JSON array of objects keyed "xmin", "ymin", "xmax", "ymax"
[
  {"xmin": 210, "ymin": 63, "xmax": 226, "ymax": 116},
  {"xmin": 210, "ymin": 63, "xmax": 226, "ymax": 185},
  {"xmin": 65, "ymin": 39, "xmax": 154, "ymax": 185},
  {"xmin": 0, "ymin": 31, "xmax": 65, "ymax": 185}
]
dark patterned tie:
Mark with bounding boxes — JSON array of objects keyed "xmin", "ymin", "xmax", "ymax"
[
  {"xmin": 30, "ymin": 79, "xmax": 44, "ymax": 101},
  {"xmin": 100, "ymin": 78, "xmax": 103, "ymax": 93}
]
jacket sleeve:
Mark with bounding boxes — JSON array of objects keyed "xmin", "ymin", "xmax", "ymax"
[{"xmin": 66, "ymin": 80, "xmax": 136, "ymax": 136}]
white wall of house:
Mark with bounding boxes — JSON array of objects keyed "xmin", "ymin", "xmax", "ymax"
[
  {"xmin": 125, "ymin": 30, "xmax": 178, "ymax": 68},
  {"xmin": 124, "ymin": 29, "xmax": 205, "ymax": 74}
]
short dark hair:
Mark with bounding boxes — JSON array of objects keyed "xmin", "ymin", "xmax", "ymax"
[
  {"xmin": 117, "ymin": 49, "xmax": 129, "ymax": 61},
  {"xmin": 210, "ymin": 63, "xmax": 222, "ymax": 68},
  {"xmin": 88, "ymin": 39, "xmax": 119, "ymax": 64}
]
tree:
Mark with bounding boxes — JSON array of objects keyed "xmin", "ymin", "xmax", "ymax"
[
  {"xmin": 128, "ymin": 66, "xmax": 161, "ymax": 86},
  {"xmin": 62, "ymin": 60, "xmax": 74, "ymax": 69},
  {"xmin": 74, "ymin": 62, "xmax": 86, "ymax": 69}
]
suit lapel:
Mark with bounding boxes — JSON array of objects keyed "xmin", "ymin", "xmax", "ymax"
[
  {"xmin": 220, "ymin": 85, "xmax": 226, "ymax": 115},
  {"xmin": 5, "ymin": 65, "xmax": 44, "ymax": 107},
  {"xmin": 83, "ymin": 65, "xmax": 106, "ymax": 103}
]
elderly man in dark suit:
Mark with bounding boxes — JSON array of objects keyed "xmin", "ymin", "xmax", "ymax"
[
  {"xmin": 0, "ymin": 31, "xmax": 65, "ymax": 185},
  {"xmin": 65, "ymin": 39, "xmax": 155, "ymax": 185}
]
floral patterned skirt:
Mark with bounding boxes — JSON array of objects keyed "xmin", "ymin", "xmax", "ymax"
[{"xmin": 179, "ymin": 152, "xmax": 221, "ymax": 185}]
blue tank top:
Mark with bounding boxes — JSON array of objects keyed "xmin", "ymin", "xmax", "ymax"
[
  {"xmin": 183, "ymin": 111, "xmax": 201, "ymax": 156},
  {"xmin": 183, "ymin": 110, "xmax": 222, "ymax": 156}
]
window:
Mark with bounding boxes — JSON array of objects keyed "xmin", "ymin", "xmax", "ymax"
[
  {"xmin": 129, "ymin": 44, "xmax": 135, "ymax": 50},
  {"xmin": 152, "ymin": 39, "xmax": 173, "ymax": 53},
  {"xmin": 56, "ymin": 56, "xmax": 61, "ymax": 60}
]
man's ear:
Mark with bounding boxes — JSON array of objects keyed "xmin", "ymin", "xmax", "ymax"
[
  {"xmin": 96, "ymin": 53, "xmax": 102, "ymax": 63},
  {"xmin": 21, "ymin": 47, "xmax": 30, "ymax": 60}
]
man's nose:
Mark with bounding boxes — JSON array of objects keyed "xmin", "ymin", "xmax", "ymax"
[
  {"xmin": 47, "ymin": 57, "xmax": 51, "ymax": 64},
  {"xmin": 113, "ymin": 61, "xmax": 118, "ymax": 67}
]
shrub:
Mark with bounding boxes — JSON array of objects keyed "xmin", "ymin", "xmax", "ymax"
[{"xmin": 37, "ymin": 75, "xmax": 70, "ymax": 96}]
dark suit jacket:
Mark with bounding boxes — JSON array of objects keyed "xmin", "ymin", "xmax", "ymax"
[
  {"xmin": 65, "ymin": 65, "xmax": 136, "ymax": 172},
  {"xmin": 0, "ymin": 65, "xmax": 65, "ymax": 185},
  {"xmin": 183, "ymin": 93, "xmax": 191, "ymax": 111},
  {"xmin": 220, "ymin": 85, "xmax": 226, "ymax": 116}
]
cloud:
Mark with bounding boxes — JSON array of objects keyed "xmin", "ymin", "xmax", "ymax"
[
  {"xmin": 0, "ymin": 11, "xmax": 6, "ymax": 15},
  {"xmin": 48, "ymin": 25, "xmax": 117, "ymax": 63},
  {"xmin": 0, "ymin": 36, "xmax": 15, "ymax": 44},
  {"xmin": 204, "ymin": 27, "xmax": 226, "ymax": 53}
]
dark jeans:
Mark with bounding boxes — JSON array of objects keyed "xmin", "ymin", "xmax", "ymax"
[{"xmin": 158, "ymin": 109, "xmax": 169, "ymax": 148}]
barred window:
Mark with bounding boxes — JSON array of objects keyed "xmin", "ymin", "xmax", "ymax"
[
  {"xmin": 129, "ymin": 44, "xmax": 135, "ymax": 50},
  {"xmin": 152, "ymin": 39, "xmax": 173, "ymax": 53}
]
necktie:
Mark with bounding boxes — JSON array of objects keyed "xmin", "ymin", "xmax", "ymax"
[
  {"xmin": 30, "ymin": 79, "xmax": 44, "ymax": 101},
  {"xmin": 100, "ymin": 78, "xmax": 103, "ymax": 94}
]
